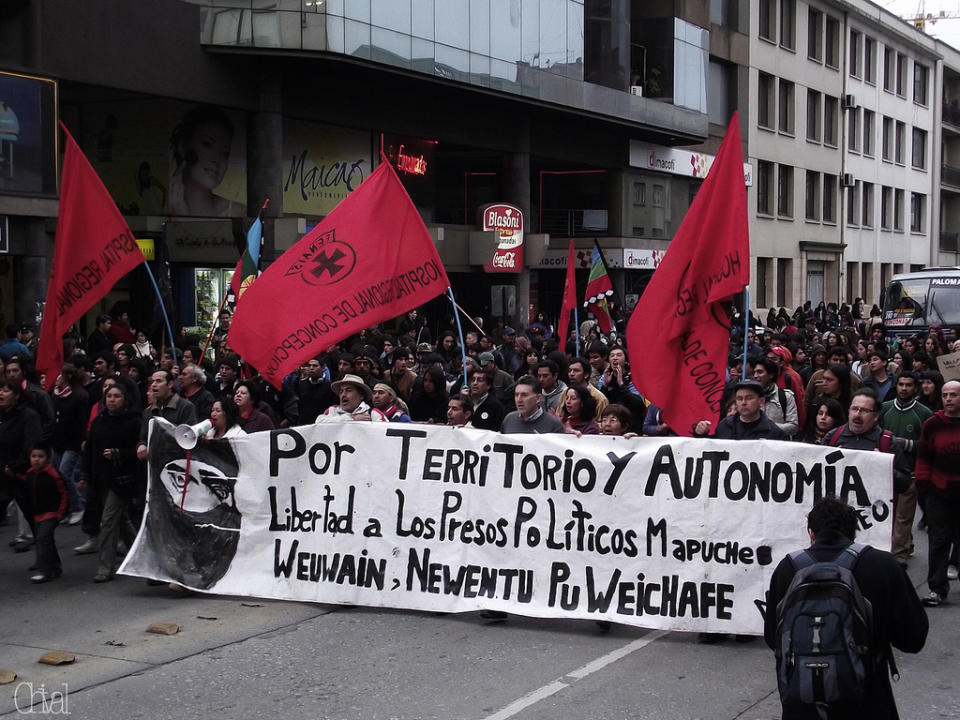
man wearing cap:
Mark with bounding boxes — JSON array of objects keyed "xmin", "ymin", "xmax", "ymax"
[
  {"xmin": 17, "ymin": 323, "xmax": 37, "ymax": 356},
  {"xmin": 479, "ymin": 351, "xmax": 514, "ymax": 406},
  {"xmin": 0, "ymin": 324, "xmax": 31, "ymax": 362},
  {"xmin": 320, "ymin": 374, "xmax": 387, "ymax": 422},
  {"xmin": 384, "ymin": 348, "xmax": 417, "ymax": 401},
  {"xmin": 371, "ymin": 383, "xmax": 411, "ymax": 422},
  {"xmin": 694, "ymin": 379, "xmax": 787, "ymax": 440},
  {"xmin": 499, "ymin": 326, "xmax": 523, "ymax": 376},
  {"xmin": 352, "ymin": 351, "xmax": 379, "ymax": 388}
]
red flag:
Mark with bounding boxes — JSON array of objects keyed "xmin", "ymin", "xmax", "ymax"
[
  {"xmin": 557, "ymin": 240, "xmax": 577, "ymax": 352},
  {"xmin": 229, "ymin": 161, "xmax": 450, "ymax": 388},
  {"xmin": 36, "ymin": 127, "xmax": 145, "ymax": 390},
  {"xmin": 626, "ymin": 113, "xmax": 749, "ymax": 436}
]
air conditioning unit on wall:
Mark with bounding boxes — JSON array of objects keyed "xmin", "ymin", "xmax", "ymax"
[
  {"xmin": 630, "ymin": 85, "xmax": 643, "ymax": 97},
  {"xmin": 843, "ymin": 94, "xmax": 857, "ymax": 109},
  {"xmin": 841, "ymin": 173, "xmax": 856, "ymax": 187}
]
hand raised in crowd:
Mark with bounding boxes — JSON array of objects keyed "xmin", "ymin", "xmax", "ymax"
[{"xmin": 136, "ymin": 443, "xmax": 148, "ymax": 462}]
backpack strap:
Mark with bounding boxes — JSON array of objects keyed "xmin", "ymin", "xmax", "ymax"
[
  {"xmin": 778, "ymin": 387, "xmax": 788, "ymax": 414},
  {"xmin": 825, "ymin": 427, "xmax": 842, "ymax": 447},
  {"xmin": 788, "ymin": 548, "xmax": 816, "ymax": 571},
  {"xmin": 835, "ymin": 542, "xmax": 868, "ymax": 570}
]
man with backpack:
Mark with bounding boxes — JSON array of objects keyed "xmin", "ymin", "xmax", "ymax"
[{"xmin": 764, "ymin": 496, "xmax": 928, "ymax": 719}]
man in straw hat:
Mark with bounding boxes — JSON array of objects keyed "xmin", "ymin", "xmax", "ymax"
[{"xmin": 318, "ymin": 374, "xmax": 388, "ymax": 422}]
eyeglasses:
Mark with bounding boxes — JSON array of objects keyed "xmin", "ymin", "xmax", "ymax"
[{"xmin": 848, "ymin": 406, "xmax": 877, "ymax": 415}]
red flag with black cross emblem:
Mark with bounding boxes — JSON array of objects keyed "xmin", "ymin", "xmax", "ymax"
[{"xmin": 229, "ymin": 160, "xmax": 450, "ymax": 388}]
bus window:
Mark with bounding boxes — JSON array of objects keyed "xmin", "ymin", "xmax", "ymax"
[
  {"xmin": 928, "ymin": 282, "xmax": 960, "ymax": 326},
  {"xmin": 883, "ymin": 279, "xmax": 928, "ymax": 327}
]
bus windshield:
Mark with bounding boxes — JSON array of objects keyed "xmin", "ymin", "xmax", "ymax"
[{"xmin": 883, "ymin": 277, "xmax": 960, "ymax": 328}]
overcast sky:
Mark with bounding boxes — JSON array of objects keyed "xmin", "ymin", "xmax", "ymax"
[{"xmin": 880, "ymin": 0, "xmax": 960, "ymax": 49}]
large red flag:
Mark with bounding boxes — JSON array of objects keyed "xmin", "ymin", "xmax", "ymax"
[
  {"xmin": 37, "ymin": 127, "xmax": 145, "ymax": 389},
  {"xmin": 557, "ymin": 240, "xmax": 577, "ymax": 352},
  {"xmin": 229, "ymin": 160, "xmax": 450, "ymax": 388},
  {"xmin": 626, "ymin": 113, "xmax": 749, "ymax": 436}
]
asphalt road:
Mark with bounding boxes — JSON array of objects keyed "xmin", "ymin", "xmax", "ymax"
[{"xmin": 1, "ymin": 514, "xmax": 957, "ymax": 720}]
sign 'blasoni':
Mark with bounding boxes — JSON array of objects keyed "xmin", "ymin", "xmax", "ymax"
[{"xmin": 121, "ymin": 420, "xmax": 894, "ymax": 634}]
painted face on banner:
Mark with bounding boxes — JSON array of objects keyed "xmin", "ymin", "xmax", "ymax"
[{"xmin": 141, "ymin": 426, "xmax": 242, "ymax": 589}]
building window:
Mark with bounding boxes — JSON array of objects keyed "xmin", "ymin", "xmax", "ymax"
[
  {"xmin": 849, "ymin": 30, "xmax": 861, "ymax": 78},
  {"xmin": 633, "ymin": 182, "xmax": 646, "ymax": 205},
  {"xmin": 896, "ymin": 53, "xmax": 907, "ymax": 97},
  {"xmin": 883, "ymin": 47, "xmax": 895, "ymax": 92},
  {"xmin": 862, "ymin": 182, "xmax": 874, "ymax": 228},
  {"xmin": 808, "ymin": 8, "xmax": 823, "ymax": 61},
  {"xmin": 824, "ymin": 96, "xmax": 838, "ymax": 146},
  {"xmin": 652, "ymin": 185, "xmax": 664, "ymax": 207},
  {"xmin": 777, "ymin": 258, "xmax": 791, "ymax": 307},
  {"xmin": 807, "ymin": 90, "xmax": 821, "ymax": 141},
  {"xmin": 847, "ymin": 181, "xmax": 860, "ymax": 226},
  {"xmin": 823, "ymin": 174, "xmax": 837, "ymax": 223},
  {"xmin": 779, "ymin": 79, "xmax": 795, "ymax": 135},
  {"xmin": 882, "ymin": 116, "xmax": 893, "ymax": 161},
  {"xmin": 758, "ymin": 72, "xmax": 774, "ymax": 129},
  {"xmin": 911, "ymin": 192, "xmax": 925, "ymax": 233},
  {"xmin": 757, "ymin": 257, "xmax": 770, "ymax": 307},
  {"xmin": 912, "ymin": 128, "xmax": 927, "ymax": 170},
  {"xmin": 759, "ymin": 0, "xmax": 775, "ymax": 42},
  {"xmin": 881, "ymin": 186, "xmax": 892, "ymax": 230},
  {"xmin": 895, "ymin": 121, "xmax": 905, "ymax": 164},
  {"xmin": 862, "ymin": 110, "xmax": 874, "ymax": 156},
  {"xmin": 805, "ymin": 170, "xmax": 821, "ymax": 221},
  {"xmin": 757, "ymin": 160, "xmax": 774, "ymax": 215},
  {"xmin": 778, "ymin": 164, "xmax": 794, "ymax": 218},
  {"xmin": 779, "ymin": 0, "xmax": 795, "ymax": 50},
  {"xmin": 847, "ymin": 107, "xmax": 860, "ymax": 153},
  {"xmin": 825, "ymin": 16, "xmax": 840, "ymax": 68},
  {"xmin": 864, "ymin": 37, "xmax": 876, "ymax": 83},
  {"xmin": 894, "ymin": 189, "xmax": 905, "ymax": 231},
  {"xmin": 914, "ymin": 63, "xmax": 929, "ymax": 105}
]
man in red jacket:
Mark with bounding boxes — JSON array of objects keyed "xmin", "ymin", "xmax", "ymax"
[{"xmin": 915, "ymin": 380, "xmax": 960, "ymax": 607}]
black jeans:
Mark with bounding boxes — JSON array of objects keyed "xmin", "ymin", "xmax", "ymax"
[
  {"xmin": 34, "ymin": 517, "xmax": 61, "ymax": 576},
  {"xmin": 925, "ymin": 491, "xmax": 960, "ymax": 598}
]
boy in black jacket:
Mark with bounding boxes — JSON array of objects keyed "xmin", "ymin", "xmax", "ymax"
[{"xmin": 18, "ymin": 443, "xmax": 67, "ymax": 583}]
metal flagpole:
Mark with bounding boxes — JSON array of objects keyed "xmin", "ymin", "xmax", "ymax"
[
  {"xmin": 741, "ymin": 286, "xmax": 750, "ymax": 380},
  {"xmin": 448, "ymin": 287, "xmax": 469, "ymax": 388},
  {"xmin": 143, "ymin": 262, "xmax": 178, "ymax": 363}
]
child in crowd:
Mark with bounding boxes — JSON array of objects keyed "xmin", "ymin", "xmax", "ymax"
[{"xmin": 18, "ymin": 443, "xmax": 67, "ymax": 583}]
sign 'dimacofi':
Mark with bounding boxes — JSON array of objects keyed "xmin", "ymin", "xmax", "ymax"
[{"xmin": 480, "ymin": 203, "xmax": 524, "ymax": 273}]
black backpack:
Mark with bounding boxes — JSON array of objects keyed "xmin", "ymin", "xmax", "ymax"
[{"xmin": 774, "ymin": 543, "xmax": 875, "ymax": 716}]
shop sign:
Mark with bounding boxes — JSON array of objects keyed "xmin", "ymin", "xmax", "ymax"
[
  {"xmin": 165, "ymin": 220, "xmax": 239, "ymax": 263},
  {"xmin": 136, "ymin": 238, "xmax": 155, "ymax": 261},
  {"xmin": 623, "ymin": 248, "xmax": 665, "ymax": 270},
  {"xmin": 480, "ymin": 203, "xmax": 524, "ymax": 273},
  {"xmin": 629, "ymin": 140, "xmax": 753, "ymax": 186},
  {"xmin": 535, "ymin": 247, "xmax": 622, "ymax": 269}
]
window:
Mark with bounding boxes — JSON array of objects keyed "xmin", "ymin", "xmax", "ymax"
[
  {"xmin": 776, "ymin": 259, "xmax": 790, "ymax": 308},
  {"xmin": 633, "ymin": 182, "xmax": 646, "ymax": 205},
  {"xmin": 862, "ymin": 182, "xmax": 874, "ymax": 228},
  {"xmin": 823, "ymin": 174, "xmax": 837, "ymax": 223},
  {"xmin": 912, "ymin": 128, "xmax": 927, "ymax": 170},
  {"xmin": 896, "ymin": 53, "xmax": 907, "ymax": 97},
  {"xmin": 849, "ymin": 30, "xmax": 861, "ymax": 78},
  {"xmin": 864, "ymin": 37, "xmax": 876, "ymax": 83},
  {"xmin": 847, "ymin": 181, "xmax": 860, "ymax": 226},
  {"xmin": 883, "ymin": 47, "xmax": 895, "ymax": 92},
  {"xmin": 808, "ymin": 9, "xmax": 822, "ymax": 61},
  {"xmin": 780, "ymin": 0, "xmax": 795, "ymax": 50},
  {"xmin": 807, "ymin": 90, "xmax": 821, "ymax": 141},
  {"xmin": 825, "ymin": 17, "xmax": 840, "ymax": 68},
  {"xmin": 778, "ymin": 164, "xmax": 794, "ymax": 218},
  {"xmin": 805, "ymin": 170, "xmax": 821, "ymax": 220},
  {"xmin": 911, "ymin": 192, "xmax": 925, "ymax": 233},
  {"xmin": 779, "ymin": 79, "xmax": 795, "ymax": 134},
  {"xmin": 847, "ymin": 107, "xmax": 860, "ymax": 152},
  {"xmin": 882, "ymin": 116, "xmax": 893, "ymax": 161},
  {"xmin": 914, "ymin": 63, "xmax": 929, "ymax": 105},
  {"xmin": 862, "ymin": 110, "xmax": 874, "ymax": 156},
  {"xmin": 757, "ymin": 160, "xmax": 774, "ymax": 215},
  {"xmin": 652, "ymin": 185, "xmax": 664, "ymax": 207},
  {"xmin": 757, "ymin": 257, "xmax": 770, "ymax": 307},
  {"xmin": 894, "ymin": 189, "xmax": 905, "ymax": 231},
  {"xmin": 758, "ymin": 72, "xmax": 775, "ymax": 129},
  {"xmin": 759, "ymin": 0, "xmax": 775, "ymax": 41},
  {"xmin": 881, "ymin": 186, "xmax": 892, "ymax": 230},
  {"xmin": 824, "ymin": 96, "xmax": 839, "ymax": 145},
  {"xmin": 895, "ymin": 121, "xmax": 905, "ymax": 164}
]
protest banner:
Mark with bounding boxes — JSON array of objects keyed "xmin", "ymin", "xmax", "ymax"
[
  {"xmin": 937, "ymin": 350, "xmax": 960, "ymax": 382},
  {"xmin": 121, "ymin": 420, "xmax": 894, "ymax": 635}
]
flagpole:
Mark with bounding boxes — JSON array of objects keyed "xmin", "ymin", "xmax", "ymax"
[
  {"xmin": 573, "ymin": 302, "xmax": 580, "ymax": 357},
  {"xmin": 143, "ymin": 262, "xmax": 178, "ymax": 364},
  {"xmin": 447, "ymin": 287, "xmax": 469, "ymax": 389},
  {"xmin": 450, "ymin": 297, "xmax": 485, "ymax": 336},
  {"xmin": 200, "ymin": 290, "xmax": 231, "ymax": 362},
  {"xmin": 741, "ymin": 286, "xmax": 750, "ymax": 380}
]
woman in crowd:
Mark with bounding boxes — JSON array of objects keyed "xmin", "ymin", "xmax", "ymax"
[
  {"xmin": 806, "ymin": 364, "xmax": 852, "ymax": 422},
  {"xmin": 206, "ymin": 397, "xmax": 245, "ymax": 439},
  {"xmin": 115, "ymin": 343, "xmax": 136, "ymax": 377},
  {"xmin": 516, "ymin": 347, "xmax": 540, "ymax": 381},
  {"xmin": 558, "ymin": 386, "xmax": 599, "ymax": 435},
  {"xmin": 924, "ymin": 333, "xmax": 946, "ymax": 360},
  {"xmin": 50, "ymin": 363, "xmax": 89, "ymax": 525},
  {"xmin": 407, "ymin": 366, "xmax": 449, "ymax": 424},
  {"xmin": 892, "ymin": 348, "xmax": 913, "ymax": 374},
  {"xmin": 234, "ymin": 380, "xmax": 275, "ymax": 433},
  {"xmin": 801, "ymin": 344, "xmax": 827, "ymax": 386},
  {"xmin": 801, "ymin": 396, "xmax": 846, "ymax": 444},
  {"xmin": 0, "ymin": 379, "xmax": 44, "ymax": 552},
  {"xmin": 919, "ymin": 370, "xmax": 945, "ymax": 412},
  {"xmin": 85, "ymin": 383, "xmax": 141, "ymax": 583},
  {"xmin": 599, "ymin": 403, "xmax": 633, "ymax": 437}
]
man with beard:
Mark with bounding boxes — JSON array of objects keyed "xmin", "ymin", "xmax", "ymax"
[{"xmin": 127, "ymin": 421, "xmax": 242, "ymax": 589}]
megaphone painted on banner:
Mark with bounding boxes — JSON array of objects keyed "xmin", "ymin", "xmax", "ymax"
[{"xmin": 174, "ymin": 419, "xmax": 213, "ymax": 450}]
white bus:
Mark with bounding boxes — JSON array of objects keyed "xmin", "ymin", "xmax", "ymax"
[{"xmin": 881, "ymin": 267, "xmax": 960, "ymax": 336}]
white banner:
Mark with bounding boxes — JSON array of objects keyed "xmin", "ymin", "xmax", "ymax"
[{"xmin": 121, "ymin": 420, "xmax": 895, "ymax": 634}]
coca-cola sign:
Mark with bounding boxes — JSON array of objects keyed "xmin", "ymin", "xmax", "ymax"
[{"xmin": 479, "ymin": 203, "xmax": 524, "ymax": 273}]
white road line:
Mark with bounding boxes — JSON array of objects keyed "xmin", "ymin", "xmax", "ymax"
[{"xmin": 479, "ymin": 630, "xmax": 669, "ymax": 720}]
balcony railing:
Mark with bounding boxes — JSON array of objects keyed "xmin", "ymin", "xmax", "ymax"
[
  {"xmin": 539, "ymin": 209, "xmax": 610, "ymax": 236},
  {"xmin": 944, "ymin": 102, "xmax": 960, "ymax": 127},
  {"xmin": 943, "ymin": 163, "xmax": 960, "ymax": 187},
  {"xmin": 941, "ymin": 231, "xmax": 959, "ymax": 253}
]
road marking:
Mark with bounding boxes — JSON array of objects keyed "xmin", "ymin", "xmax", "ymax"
[{"xmin": 480, "ymin": 630, "xmax": 669, "ymax": 720}]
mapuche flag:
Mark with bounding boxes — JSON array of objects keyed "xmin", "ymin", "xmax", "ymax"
[
  {"xmin": 626, "ymin": 112, "xmax": 749, "ymax": 436},
  {"xmin": 231, "ymin": 200, "xmax": 266, "ymax": 301},
  {"xmin": 37, "ymin": 127, "xmax": 146, "ymax": 390},
  {"xmin": 229, "ymin": 160, "xmax": 450, "ymax": 389},
  {"xmin": 584, "ymin": 242, "xmax": 614, "ymax": 333}
]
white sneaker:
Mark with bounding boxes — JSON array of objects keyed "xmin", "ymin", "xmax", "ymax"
[
  {"xmin": 66, "ymin": 511, "xmax": 83, "ymax": 526},
  {"xmin": 74, "ymin": 538, "xmax": 99, "ymax": 554},
  {"xmin": 948, "ymin": 565, "xmax": 959, "ymax": 581}
]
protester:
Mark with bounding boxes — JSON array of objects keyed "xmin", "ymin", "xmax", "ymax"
[
  {"xmin": 234, "ymin": 380, "xmax": 275, "ymax": 433},
  {"xmin": 319, "ymin": 373, "xmax": 387, "ymax": 422},
  {"xmin": 206, "ymin": 397, "xmax": 245, "ymax": 439},
  {"xmin": 557, "ymin": 385, "xmax": 600, "ymax": 435},
  {"xmin": 694, "ymin": 379, "xmax": 786, "ymax": 440},
  {"xmin": 446, "ymin": 395, "xmax": 473, "ymax": 427},
  {"xmin": 0, "ymin": 378, "xmax": 44, "ymax": 553},
  {"xmin": 407, "ymin": 367, "xmax": 447, "ymax": 424},
  {"xmin": 371, "ymin": 383, "xmax": 411, "ymax": 422},
  {"xmin": 800, "ymin": 397, "xmax": 845, "ymax": 444},
  {"xmin": 17, "ymin": 443, "xmax": 67, "ymax": 583},
  {"xmin": 466, "ymin": 368, "xmax": 505, "ymax": 431},
  {"xmin": 599, "ymin": 403, "xmax": 634, "ymax": 436}
]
